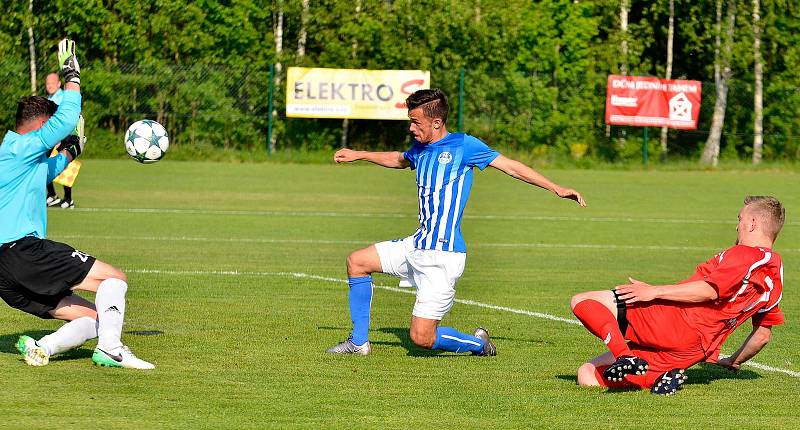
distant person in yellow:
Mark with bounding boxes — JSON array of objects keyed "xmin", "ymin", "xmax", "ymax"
[{"xmin": 45, "ymin": 72, "xmax": 84, "ymax": 209}]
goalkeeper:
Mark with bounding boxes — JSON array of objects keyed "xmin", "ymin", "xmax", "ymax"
[{"xmin": 0, "ymin": 39, "xmax": 154, "ymax": 369}]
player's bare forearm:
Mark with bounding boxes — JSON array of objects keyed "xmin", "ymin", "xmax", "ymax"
[
  {"xmin": 333, "ymin": 148, "xmax": 409, "ymax": 169},
  {"xmin": 489, "ymin": 155, "xmax": 586, "ymax": 207},
  {"xmin": 615, "ymin": 278, "xmax": 718, "ymax": 304},
  {"xmin": 65, "ymin": 82, "xmax": 80, "ymax": 92},
  {"xmin": 717, "ymin": 326, "xmax": 772, "ymax": 371}
]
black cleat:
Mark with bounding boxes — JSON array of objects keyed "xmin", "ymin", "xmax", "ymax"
[
  {"xmin": 651, "ymin": 369, "xmax": 687, "ymax": 395},
  {"xmin": 472, "ymin": 327, "xmax": 496, "ymax": 356},
  {"xmin": 603, "ymin": 355, "xmax": 649, "ymax": 382}
]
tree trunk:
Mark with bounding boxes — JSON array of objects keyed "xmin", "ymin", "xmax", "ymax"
[
  {"xmin": 618, "ymin": 0, "xmax": 629, "ymax": 149},
  {"xmin": 28, "ymin": 0, "xmax": 37, "ymax": 95},
  {"xmin": 660, "ymin": 0, "xmax": 674, "ymax": 163},
  {"xmin": 341, "ymin": 118, "xmax": 350, "ymax": 149},
  {"xmin": 270, "ymin": 1, "xmax": 284, "ymax": 153},
  {"xmin": 701, "ymin": 0, "xmax": 736, "ymax": 166},
  {"xmin": 619, "ymin": 0, "xmax": 629, "ymax": 76},
  {"xmin": 752, "ymin": 0, "xmax": 763, "ymax": 164},
  {"xmin": 341, "ymin": 0, "xmax": 363, "ymax": 149},
  {"xmin": 297, "ymin": 0, "xmax": 309, "ymax": 58}
]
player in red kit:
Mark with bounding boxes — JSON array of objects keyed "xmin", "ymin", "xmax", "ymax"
[{"xmin": 570, "ymin": 196, "xmax": 785, "ymax": 395}]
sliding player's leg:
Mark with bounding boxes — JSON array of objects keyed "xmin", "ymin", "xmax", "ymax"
[
  {"xmin": 409, "ymin": 316, "xmax": 494, "ymax": 356},
  {"xmin": 579, "ymin": 342, "xmax": 699, "ymax": 395},
  {"xmin": 1, "ymin": 237, "xmax": 94, "ymax": 366},
  {"xmin": 20, "ymin": 295, "xmax": 99, "ymax": 365},
  {"xmin": 571, "ymin": 290, "xmax": 647, "ymax": 380},
  {"xmin": 72, "ymin": 259, "xmax": 154, "ymax": 369},
  {"xmin": 578, "ymin": 347, "xmax": 656, "ymax": 390},
  {"xmin": 408, "ymin": 248, "xmax": 494, "ymax": 356}
]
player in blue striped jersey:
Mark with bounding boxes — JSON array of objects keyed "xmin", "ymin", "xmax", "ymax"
[{"xmin": 327, "ymin": 89, "xmax": 585, "ymax": 356}]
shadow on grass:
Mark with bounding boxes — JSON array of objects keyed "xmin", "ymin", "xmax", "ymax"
[
  {"xmin": 685, "ymin": 363, "xmax": 761, "ymax": 384},
  {"xmin": 376, "ymin": 327, "xmax": 444, "ymax": 357},
  {"xmin": 0, "ymin": 330, "xmax": 51, "ymax": 355},
  {"xmin": 320, "ymin": 325, "xmax": 540, "ymax": 356},
  {"xmin": 0, "ymin": 331, "xmax": 93, "ymax": 362},
  {"xmin": 319, "ymin": 326, "xmax": 440, "ymax": 356},
  {"xmin": 554, "ymin": 363, "xmax": 761, "ymax": 393}
]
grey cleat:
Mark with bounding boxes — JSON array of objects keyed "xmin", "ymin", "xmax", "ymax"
[
  {"xmin": 326, "ymin": 337, "xmax": 371, "ymax": 355},
  {"xmin": 472, "ymin": 327, "xmax": 497, "ymax": 356}
]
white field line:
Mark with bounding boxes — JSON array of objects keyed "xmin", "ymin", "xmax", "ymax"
[
  {"xmin": 70, "ymin": 207, "xmax": 800, "ymax": 226},
  {"xmin": 127, "ymin": 268, "xmax": 800, "ymax": 379},
  {"xmin": 55, "ymin": 234, "xmax": 800, "ymax": 253}
]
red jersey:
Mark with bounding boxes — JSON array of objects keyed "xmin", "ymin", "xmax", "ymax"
[{"xmin": 680, "ymin": 245, "xmax": 784, "ymax": 362}]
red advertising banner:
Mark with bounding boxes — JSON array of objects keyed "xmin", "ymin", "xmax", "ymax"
[{"xmin": 605, "ymin": 75, "xmax": 702, "ymax": 129}]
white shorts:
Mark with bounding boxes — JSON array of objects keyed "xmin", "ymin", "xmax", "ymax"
[{"xmin": 374, "ymin": 236, "xmax": 466, "ymax": 320}]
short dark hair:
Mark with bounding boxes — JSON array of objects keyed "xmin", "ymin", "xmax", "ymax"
[
  {"xmin": 406, "ymin": 89, "xmax": 449, "ymax": 124},
  {"xmin": 744, "ymin": 195, "xmax": 785, "ymax": 240},
  {"xmin": 16, "ymin": 96, "xmax": 57, "ymax": 129}
]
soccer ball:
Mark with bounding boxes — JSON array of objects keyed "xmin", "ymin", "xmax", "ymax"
[{"xmin": 124, "ymin": 119, "xmax": 169, "ymax": 163}]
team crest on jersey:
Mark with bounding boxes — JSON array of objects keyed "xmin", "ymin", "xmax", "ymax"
[{"xmin": 438, "ymin": 152, "xmax": 453, "ymax": 164}]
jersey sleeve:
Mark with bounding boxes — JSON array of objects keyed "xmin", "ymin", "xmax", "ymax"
[
  {"xmin": 463, "ymin": 135, "xmax": 499, "ymax": 170},
  {"xmin": 403, "ymin": 142, "xmax": 424, "ymax": 170},
  {"xmin": 33, "ymin": 90, "xmax": 81, "ymax": 154},
  {"xmin": 752, "ymin": 306, "xmax": 785, "ymax": 327},
  {"xmin": 46, "ymin": 153, "xmax": 70, "ymax": 183},
  {"xmin": 702, "ymin": 246, "xmax": 766, "ymax": 301}
]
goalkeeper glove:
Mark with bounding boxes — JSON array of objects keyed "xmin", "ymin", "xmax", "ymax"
[{"xmin": 58, "ymin": 38, "xmax": 81, "ymax": 85}]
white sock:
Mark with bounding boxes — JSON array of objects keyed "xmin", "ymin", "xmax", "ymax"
[
  {"xmin": 95, "ymin": 278, "xmax": 128, "ymax": 352},
  {"xmin": 38, "ymin": 316, "xmax": 98, "ymax": 356}
]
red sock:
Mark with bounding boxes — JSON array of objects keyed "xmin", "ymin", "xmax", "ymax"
[{"xmin": 573, "ymin": 299, "xmax": 632, "ymax": 358}]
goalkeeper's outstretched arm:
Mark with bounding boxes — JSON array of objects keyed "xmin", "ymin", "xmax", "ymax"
[{"xmin": 39, "ymin": 39, "xmax": 82, "ymax": 151}]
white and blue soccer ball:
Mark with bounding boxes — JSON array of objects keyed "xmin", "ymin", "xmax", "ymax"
[{"xmin": 124, "ymin": 119, "xmax": 169, "ymax": 164}]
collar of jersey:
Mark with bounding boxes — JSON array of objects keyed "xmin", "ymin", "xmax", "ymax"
[{"xmin": 426, "ymin": 132, "xmax": 460, "ymax": 147}]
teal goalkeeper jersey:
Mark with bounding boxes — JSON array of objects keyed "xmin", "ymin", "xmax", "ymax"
[{"xmin": 0, "ymin": 90, "xmax": 81, "ymax": 244}]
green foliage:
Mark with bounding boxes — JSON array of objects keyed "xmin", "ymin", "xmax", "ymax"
[{"xmin": 1, "ymin": 0, "xmax": 799, "ymax": 163}]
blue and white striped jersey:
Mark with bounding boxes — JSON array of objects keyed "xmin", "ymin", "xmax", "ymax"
[{"xmin": 403, "ymin": 133, "xmax": 499, "ymax": 253}]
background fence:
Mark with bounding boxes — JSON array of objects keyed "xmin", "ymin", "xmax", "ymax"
[{"xmin": 3, "ymin": 60, "xmax": 800, "ymax": 162}]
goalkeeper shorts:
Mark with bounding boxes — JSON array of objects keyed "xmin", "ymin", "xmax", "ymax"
[{"xmin": 0, "ymin": 236, "xmax": 95, "ymax": 319}]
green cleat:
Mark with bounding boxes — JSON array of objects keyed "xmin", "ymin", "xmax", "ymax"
[
  {"xmin": 92, "ymin": 346, "xmax": 155, "ymax": 370},
  {"xmin": 17, "ymin": 335, "xmax": 49, "ymax": 366}
]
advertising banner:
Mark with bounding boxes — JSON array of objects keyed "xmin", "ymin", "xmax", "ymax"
[
  {"xmin": 605, "ymin": 75, "xmax": 702, "ymax": 129},
  {"xmin": 286, "ymin": 67, "xmax": 430, "ymax": 120}
]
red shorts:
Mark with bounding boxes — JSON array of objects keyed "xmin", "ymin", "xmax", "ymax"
[{"xmin": 595, "ymin": 301, "xmax": 706, "ymax": 389}]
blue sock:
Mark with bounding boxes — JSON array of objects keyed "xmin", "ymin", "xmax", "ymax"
[
  {"xmin": 431, "ymin": 327, "xmax": 485, "ymax": 353},
  {"xmin": 348, "ymin": 276, "xmax": 373, "ymax": 346}
]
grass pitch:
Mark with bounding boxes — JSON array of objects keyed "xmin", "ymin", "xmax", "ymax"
[{"xmin": 1, "ymin": 160, "xmax": 798, "ymax": 429}]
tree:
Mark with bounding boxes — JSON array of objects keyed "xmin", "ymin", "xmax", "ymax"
[
  {"xmin": 752, "ymin": 0, "xmax": 763, "ymax": 164},
  {"xmin": 271, "ymin": 0, "xmax": 284, "ymax": 153},
  {"xmin": 27, "ymin": 0, "xmax": 36, "ymax": 95},
  {"xmin": 617, "ymin": 0, "xmax": 630, "ymax": 149},
  {"xmin": 341, "ymin": 0, "xmax": 363, "ymax": 149},
  {"xmin": 701, "ymin": 0, "xmax": 736, "ymax": 166},
  {"xmin": 297, "ymin": 0, "xmax": 309, "ymax": 59},
  {"xmin": 659, "ymin": 0, "xmax": 674, "ymax": 162}
]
